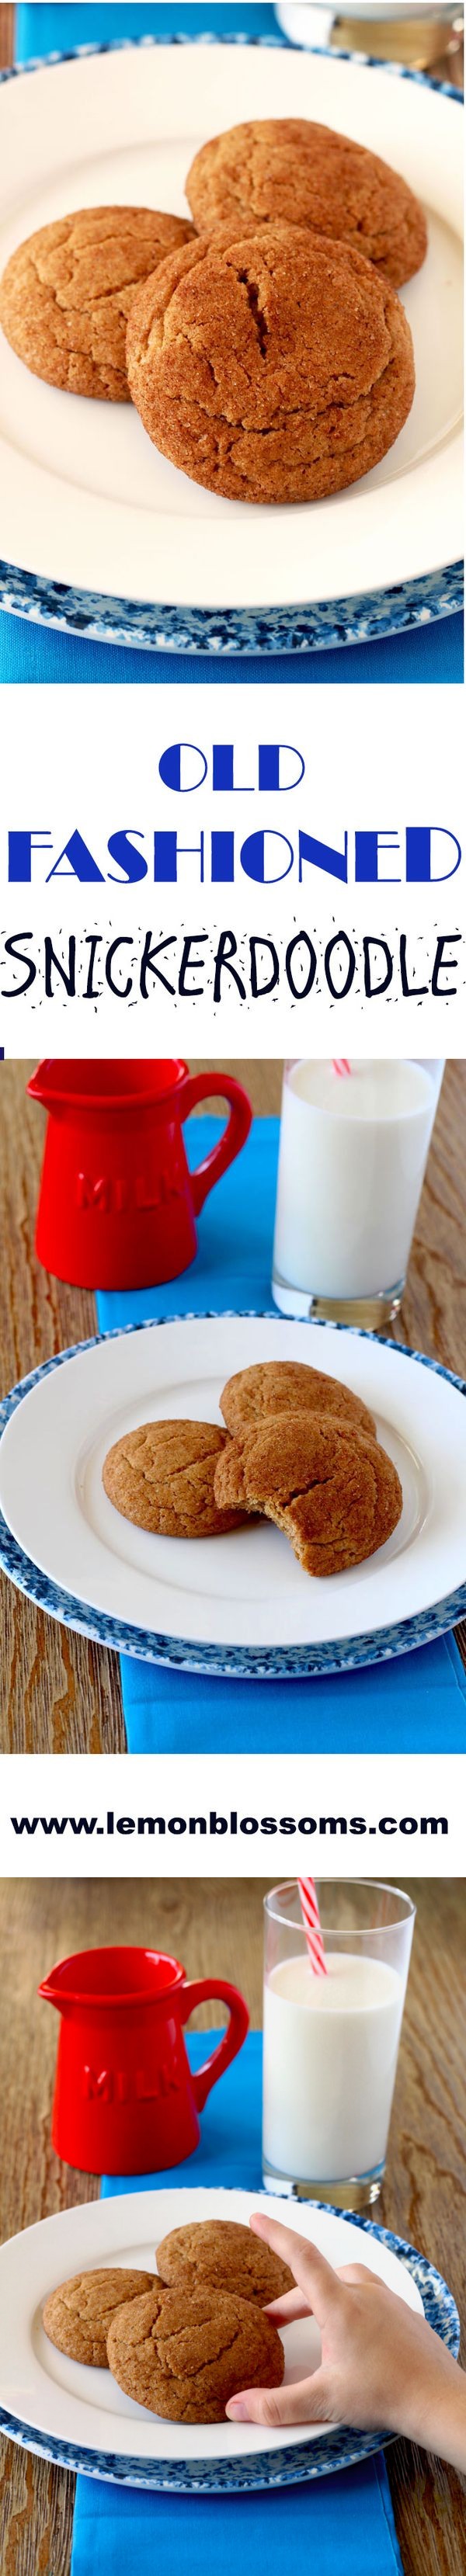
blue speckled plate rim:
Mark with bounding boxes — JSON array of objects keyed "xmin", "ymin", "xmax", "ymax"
[
  {"xmin": 0, "ymin": 2207, "xmax": 459, "ymax": 2491},
  {"xmin": 0, "ymin": 1311, "xmax": 465, "ymax": 1679},
  {"xmin": 0, "ymin": 33, "xmax": 463, "ymax": 657}
]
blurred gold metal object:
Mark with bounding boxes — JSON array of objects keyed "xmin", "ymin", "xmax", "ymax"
[{"xmin": 332, "ymin": 12, "xmax": 463, "ymax": 68}]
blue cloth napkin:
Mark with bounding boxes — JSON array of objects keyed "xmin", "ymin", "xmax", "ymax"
[
  {"xmin": 96, "ymin": 1116, "xmax": 466, "ymax": 1753},
  {"xmin": 5, "ymin": 4, "xmax": 462, "ymax": 686},
  {"xmin": 16, "ymin": 4, "xmax": 281, "ymax": 53},
  {"xmin": 71, "ymin": 2031, "xmax": 403, "ymax": 2573},
  {"xmin": 2, "ymin": 611, "xmax": 462, "ymax": 683}
]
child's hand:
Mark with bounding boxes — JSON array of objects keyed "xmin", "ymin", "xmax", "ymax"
[{"xmin": 225, "ymin": 2211, "xmax": 466, "ymax": 2472}]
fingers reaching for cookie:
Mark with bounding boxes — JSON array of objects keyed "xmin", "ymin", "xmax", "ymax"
[{"xmin": 225, "ymin": 2213, "xmax": 466, "ymax": 2467}]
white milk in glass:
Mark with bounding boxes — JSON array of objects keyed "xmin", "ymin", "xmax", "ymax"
[
  {"xmin": 273, "ymin": 1058, "xmax": 438, "ymax": 1304},
  {"xmin": 263, "ymin": 1951, "xmax": 404, "ymax": 2184}
]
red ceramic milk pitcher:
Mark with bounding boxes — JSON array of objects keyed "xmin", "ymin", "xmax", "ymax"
[
  {"xmin": 39, "ymin": 1946, "xmax": 249, "ymax": 2175},
  {"xmin": 27, "ymin": 1059, "xmax": 252, "ymax": 1290}
]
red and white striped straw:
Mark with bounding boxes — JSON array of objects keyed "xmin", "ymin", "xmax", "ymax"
[
  {"xmin": 297, "ymin": 1877, "xmax": 328, "ymax": 1977},
  {"xmin": 332, "ymin": 1058, "xmax": 351, "ymax": 1077}
]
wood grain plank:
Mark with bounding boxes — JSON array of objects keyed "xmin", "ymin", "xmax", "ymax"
[
  {"xmin": 0, "ymin": 5, "xmax": 14, "ymax": 71},
  {"xmin": 0, "ymin": 1877, "xmax": 464, "ymax": 2575}
]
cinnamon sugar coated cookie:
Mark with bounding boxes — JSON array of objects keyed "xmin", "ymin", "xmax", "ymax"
[
  {"xmin": 43, "ymin": 2269, "xmax": 155, "ymax": 2368},
  {"xmin": 0, "ymin": 207, "xmax": 195, "ymax": 398},
  {"xmin": 186, "ymin": 118, "xmax": 427, "ymax": 287},
  {"xmin": 127, "ymin": 221, "xmax": 415, "ymax": 505},
  {"xmin": 220, "ymin": 1360, "xmax": 375, "ymax": 1440},
  {"xmin": 156, "ymin": 2218, "xmax": 294, "ymax": 2304},
  {"xmin": 214, "ymin": 1415, "xmax": 402, "ymax": 1577},
  {"xmin": 103, "ymin": 1418, "xmax": 247, "ymax": 1538},
  {"xmin": 107, "ymin": 2282, "xmax": 284, "ymax": 2422}
]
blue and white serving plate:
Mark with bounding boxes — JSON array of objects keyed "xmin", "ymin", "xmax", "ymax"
[
  {"xmin": 0, "ymin": 2185, "xmax": 459, "ymax": 2491},
  {"xmin": 0, "ymin": 1314, "xmax": 465, "ymax": 1678},
  {"xmin": 0, "ymin": 36, "xmax": 462, "ymax": 654}
]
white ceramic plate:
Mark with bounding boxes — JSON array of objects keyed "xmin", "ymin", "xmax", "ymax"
[
  {"xmin": 0, "ymin": 1316, "xmax": 465, "ymax": 1676},
  {"xmin": 0, "ymin": 41, "xmax": 462, "ymax": 612},
  {"xmin": 0, "ymin": 2186, "xmax": 424, "ymax": 2487}
]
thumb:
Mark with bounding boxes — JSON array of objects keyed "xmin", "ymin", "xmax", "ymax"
[
  {"xmin": 226, "ymin": 2368, "xmax": 333, "ymax": 2429},
  {"xmin": 249, "ymin": 2211, "xmax": 343, "ymax": 2328}
]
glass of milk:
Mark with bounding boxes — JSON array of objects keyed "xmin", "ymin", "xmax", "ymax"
[
  {"xmin": 276, "ymin": 8, "xmax": 460, "ymax": 70},
  {"xmin": 272, "ymin": 1057, "xmax": 444, "ymax": 1326},
  {"xmin": 263, "ymin": 1879, "xmax": 415, "ymax": 2209}
]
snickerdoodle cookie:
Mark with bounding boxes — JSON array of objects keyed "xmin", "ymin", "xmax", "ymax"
[
  {"xmin": 220, "ymin": 1360, "xmax": 375, "ymax": 1441},
  {"xmin": 156, "ymin": 2219, "xmax": 294, "ymax": 2305},
  {"xmin": 103, "ymin": 1418, "xmax": 247, "ymax": 1538},
  {"xmin": 0, "ymin": 207, "xmax": 195, "ymax": 399},
  {"xmin": 214, "ymin": 1415, "xmax": 402, "ymax": 1576},
  {"xmin": 43, "ymin": 2269, "xmax": 155, "ymax": 2368},
  {"xmin": 107, "ymin": 2281, "xmax": 283, "ymax": 2422},
  {"xmin": 127, "ymin": 220, "xmax": 415, "ymax": 504},
  {"xmin": 186, "ymin": 119, "xmax": 426, "ymax": 287}
]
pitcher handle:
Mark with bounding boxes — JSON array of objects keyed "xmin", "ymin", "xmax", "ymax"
[
  {"xmin": 180, "ymin": 1977, "xmax": 249, "ymax": 2111},
  {"xmin": 181, "ymin": 1072, "xmax": 252, "ymax": 1215}
]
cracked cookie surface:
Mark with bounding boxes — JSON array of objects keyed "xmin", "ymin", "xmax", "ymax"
[
  {"xmin": 214, "ymin": 1414, "xmax": 402, "ymax": 1576},
  {"xmin": 156, "ymin": 2218, "xmax": 295, "ymax": 2303},
  {"xmin": 186, "ymin": 118, "xmax": 427, "ymax": 288},
  {"xmin": 0, "ymin": 206, "xmax": 195, "ymax": 398},
  {"xmin": 43, "ymin": 2269, "xmax": 155, "ymax": 2368},
  {"xmin": 107, "ymin": 2281, "xmax": 284, "ymax": 2421},
  {"xmin": 126, "ymin": 219, "xmax": 415, "ymax": 503},
  {"xmin": 221, "ymin": 1360, "xmax": 376, "ymax": 1440},
  {"xmin": 103, "ymin": 1417, "xmax": 247, "ymax": 1537}
]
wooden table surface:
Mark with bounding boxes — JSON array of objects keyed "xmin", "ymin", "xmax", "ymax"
[
  {"xmin": 0, "ymin": 1873, "xmax": 464, "ymax": 2576},
  {"xmin": 1, "ymin": 1057, "xmax": 465, "ymax": 1750}
]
